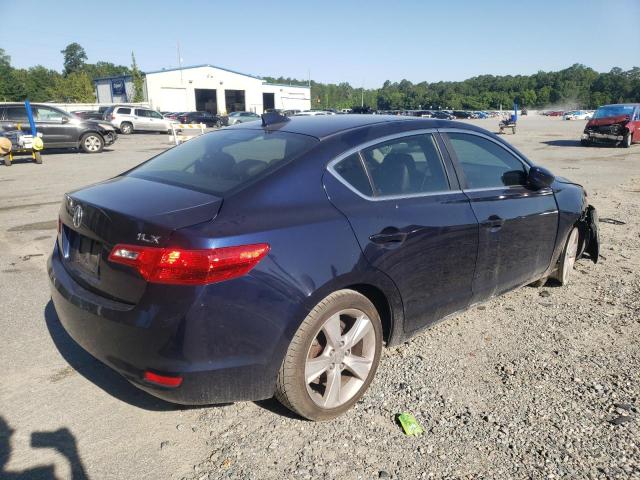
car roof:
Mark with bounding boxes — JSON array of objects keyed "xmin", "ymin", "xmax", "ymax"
[{"xmin": 234, "ymin": 114, "xmax": 485, "ymax": 140}]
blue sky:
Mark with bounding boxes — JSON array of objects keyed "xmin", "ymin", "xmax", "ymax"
[{"xmin": 2, "ymin": 0, "xmax": 639, "ymax": 86}]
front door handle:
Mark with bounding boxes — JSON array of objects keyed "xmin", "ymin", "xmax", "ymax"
[
  {"xmin": 484, "ymin": 214, "xmax": 504, "ymax": 231},
  {"xmin": 369, "ymin": 231, "xmax": 408, "ymax": 245}
]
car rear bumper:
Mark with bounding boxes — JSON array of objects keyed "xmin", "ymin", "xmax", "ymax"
[{"xmin": 47, "ymin": 242, "xmax": 282, "ymax": 405}]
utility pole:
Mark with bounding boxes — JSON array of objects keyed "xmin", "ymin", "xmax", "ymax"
[
  {"xmin": 177, "ymin": 41, "xmax": 183, "ymax": 84},
  {"xmin": 361, "ymin": 79, "xmax": 364, "ymax": 108}
]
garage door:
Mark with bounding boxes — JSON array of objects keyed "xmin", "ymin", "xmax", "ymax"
[{"xmin": 159, "ymin": 87, "xmax": 187, "ymax": 112}]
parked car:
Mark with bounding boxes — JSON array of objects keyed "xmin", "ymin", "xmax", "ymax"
[
  {"xmin": 544, "ymin": 110, "xmax": 564, "ymax": 117},
  {"xmin": 71, "ymin": 107, "xmax": 109, "ymax": 121},
  {"xmin": 103, "ymin": 105, "xmax": 177, "ymax": 134},
  {"xmin": 0, "ymin": 103, "xmax": 117, "ymax": 153},
  {"xmin": 49, "ymin": 115, "xmax": 599, "ymax": 420},
  {"xmin": 294, "ymin": 110, "xmax": 333, "ymax": 116},
  {"xmin": 431, "ymin": 111, "xmax": 456, "ymax": 120},
  {"xmin": 177, "ymin": 111, "xmax": 222, "ymax": 127},
  {"xmin": 563, "ymin": 110, "xmax": 592, "ymax": 121},
  {"xmin": 582, "ymin": 103, "xmax": 639, "ymax": 148},
  {"xmin": 452, "ymin": 111, "xmax": 473, "ymax": 119},
  {"xmin": 227, "ymin": 111, "xmax": 261, "ymax": 125}
]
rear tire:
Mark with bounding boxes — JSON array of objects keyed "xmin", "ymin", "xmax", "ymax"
[
  {"xmin": 275, "ymin": 290, "xmax": 383, "ymax": 421},
  {"xmin": 552, "ymin": 227, "xmax": 579, "ymax": 286},
  {"xmin": 80, "ymin": 133, "xmax": 104, "ymax": 153},
  {"xmin": 120, "ymin": 122, "xmax": 133, "ymax": 135}
]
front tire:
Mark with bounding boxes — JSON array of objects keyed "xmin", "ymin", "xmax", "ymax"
[
  {"xmin": 622, "ymin": 131, "xmax": 632, "ymax": 148},
  {"xmin": 552, "ymin": 227, "xmax": 579, "ymax": 285},
  {"xmin": 581, "ymin": 138, "xmax": 591, "ymax": 147},
  {"xmin": 80, "ymin": 133, "xmax": 104, "ymax": 153},
  {"xmin": 275, "ymin": 290, "xmax": 383, "ymax": 421}
]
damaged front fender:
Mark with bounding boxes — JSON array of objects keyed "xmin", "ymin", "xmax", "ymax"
[{"xmin": 579, "ymin": 205, "xmax": 599, "ymax": 263}]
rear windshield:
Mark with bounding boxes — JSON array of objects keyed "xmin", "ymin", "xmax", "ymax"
[
  {"xmin": 593, "ymin": 105, "xmax": 635, "ymax": 119},
  {"xmin": 128, "ymin": 129, "xmax": 317, "ymax": 196}
]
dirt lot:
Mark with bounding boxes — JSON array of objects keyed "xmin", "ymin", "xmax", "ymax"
[{"xmin": 0, "ymin": 116, "xmax": 638, "ymax": 480}]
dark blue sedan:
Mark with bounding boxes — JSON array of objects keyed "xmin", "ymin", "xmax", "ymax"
[{"xmin": 49, "ymin": 114, "xmax": 599, "ymax": 420}]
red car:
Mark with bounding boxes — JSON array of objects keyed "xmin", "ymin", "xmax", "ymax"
[{"xmin": 582, "ymin": 104, "xmax": 640, "ymax": 148}]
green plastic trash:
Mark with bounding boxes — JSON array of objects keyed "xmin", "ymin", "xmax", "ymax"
[{"xmin": 396, "ymin": 412, "xmax": 423, "ymax": 436}]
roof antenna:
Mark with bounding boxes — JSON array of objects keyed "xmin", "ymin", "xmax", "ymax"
[{"xmin": 261, "ymin": 111, "xmax": 290, "ymax": 127}]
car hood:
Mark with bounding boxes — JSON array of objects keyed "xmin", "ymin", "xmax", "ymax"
[
  {"xmin": 586, "ymin": 114, "xmax": 630, "ymax": 127},
  {"xmin": 81, "ymin": 119, "xmax": 116, "ymax": 130}
]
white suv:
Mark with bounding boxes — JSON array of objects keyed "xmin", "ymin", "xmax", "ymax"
[{"xmin": 104, "ymin": 106, "xmax": 176, "ymax": 134}]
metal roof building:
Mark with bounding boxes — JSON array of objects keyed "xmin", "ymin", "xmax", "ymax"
[{"xmin": 94, "ymin": 64, "xmax": 311, "ymax": 115}]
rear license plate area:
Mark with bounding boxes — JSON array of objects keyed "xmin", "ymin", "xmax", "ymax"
[{"xmin": 68, "ymin": 232, "xmax": 101, "ymax": 276}]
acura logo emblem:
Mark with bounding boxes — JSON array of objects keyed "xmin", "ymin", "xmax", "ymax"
[{"xmin": 72, "ymin": 205, "xmax": 83, "ymax": 228}]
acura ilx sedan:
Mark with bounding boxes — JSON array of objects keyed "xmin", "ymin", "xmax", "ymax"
[{"xmin": 49, "ymin": 114, "xmax": 599, "ymax": 420}]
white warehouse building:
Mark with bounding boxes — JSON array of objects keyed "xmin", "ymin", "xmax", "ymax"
[{"xmin": 94, "ymin": 64, "xmax": 311, "ymax": 115}]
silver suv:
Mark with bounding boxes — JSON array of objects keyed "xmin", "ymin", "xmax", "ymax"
[{"xmin": 104, "ymin": 106, "xmax": 176, "ymax": 134}]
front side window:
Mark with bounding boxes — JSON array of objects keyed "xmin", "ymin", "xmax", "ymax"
[
  {"xmin": 129, "ymin": 130, "xmax": 317, "ymax": 196},
  {"xmin": 35, "ymin": 107, "xmax": 67, "ymax": 121},
  {"xmin": 332, "ymin": 153, "xmax": 373, "ymax": 196},
  {"xmin": 360, "ymin": 134, "xmax": 449, "ymax": 196},
  {"xmin": 149, "ymin": 111, "xmax": 163, "ymax": 119},
  {"xmin": 447, "ymin": 132, "xmax": 527, "ymax": 189}
]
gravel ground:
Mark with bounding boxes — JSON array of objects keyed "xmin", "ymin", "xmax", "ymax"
[{"xmin": 0, "ymin": 116, "xmax": 638, "ymax": 479}]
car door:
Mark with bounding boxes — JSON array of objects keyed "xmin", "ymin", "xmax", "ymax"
[
  {"xmin": 134, "ymin": 109, "xmax": 152, "ymax": 131},
  {"xmin": 147, "ymin": 110, "xmax": 168, "ymax": 132},
  {"xmin": 442, "ymin": 130, "xmax": 558, "ymax": 302},
  {"xmin": 632, "ymin": 106, "xmax": 640, "ymax": 142},
  {"xmin": 324, "ymin": 131, "xmax": 479, "ymax": 333},
  {"xmin": 33, "ymin": 106, "xmax": 77, "ymax": 146}
]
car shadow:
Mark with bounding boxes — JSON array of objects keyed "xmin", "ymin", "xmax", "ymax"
[
  {"xmin": 44, "ymin": 300, "xmax": 193, "ymax": 412},
  {"xmin": 542, "ymin": 140, "xmax": 619, "ymax": 148},
  {"xmin": 253, "ymin": 398, "xmax": 304, "ymax": 420}
]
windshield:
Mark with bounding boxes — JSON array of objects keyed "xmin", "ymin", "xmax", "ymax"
[
  {"xmin": 593, "ymin": 105, "xmax": 635, "ymax": 119},
  {"xmin": 128, "ymin": 129, "xmax": 317, "ymax": 196}
]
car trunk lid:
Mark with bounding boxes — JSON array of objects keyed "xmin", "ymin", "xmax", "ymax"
[{"xmin": 58, "ymin": 176, "xmax": 222, "ymax": 304}]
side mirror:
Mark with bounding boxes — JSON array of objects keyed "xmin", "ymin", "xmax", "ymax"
[
  {"xmin": 61, "ymin": 116, "xmax": 69, "ymax": 124},
  {"xmin": 528, "ymin": 166, "xmax": 555, "ymax": 189}
]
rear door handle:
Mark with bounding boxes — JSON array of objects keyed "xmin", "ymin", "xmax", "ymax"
[{"xmin": 369, "ymin": 231, "xmax": 408, "ymax": 245}]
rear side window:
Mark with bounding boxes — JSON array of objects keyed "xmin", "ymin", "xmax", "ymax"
[
  {"xmin": 117, "ymin": 107, "xmax": 131, "ymax": 114},
  {"xmin": 360, "ymin": 134, "xmax": 450, "ymax": 196},
  {"xmin": 332, "ymin": 153, "xmax": 373, "ymax": 196},
  {"xmin": 5, "ymin": 107, "xmax": 28, "ymax": 121},
  {"xmin": 129, "ymin": 130, "xmax": 317, "ymax": 196},
  {"xmin": 447, "ymin": 133, "xmax": 527, "ymax": 189}
]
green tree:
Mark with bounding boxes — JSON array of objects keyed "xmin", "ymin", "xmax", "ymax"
[
  {"xmin": 50, "ymin": 71, "xmax": 95, "ymax": 102},
  {"xmin": 131, "ymin": 52, "xmax": 145, "ymax": 102},
  {"xmin": 61, "ymin": 42, "xmax": 87, "ymax": 75}
]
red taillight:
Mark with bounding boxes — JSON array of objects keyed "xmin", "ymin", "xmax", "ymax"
[
  {"xmin": 108, "ymin": 243, "xmax": 270, "ymax": 285},
  {"xmin": 110, "ymin": 114, "xmax": 116, "ymax": 120},
  {"xmin": 144, "ymin": 371, "xmax": 183, "ymax": 387}
]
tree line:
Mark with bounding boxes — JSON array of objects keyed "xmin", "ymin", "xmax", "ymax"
[
  {"xmin": 266, "ymin": 64, "xmax": 640, "ymax": 111},
  {"xmin": 1, "ymin": 42, "xmax": 638, "ymax": 110},
  {"xmin": 0, "ymin": 43, "xmax": 144, "ymax": 103}
]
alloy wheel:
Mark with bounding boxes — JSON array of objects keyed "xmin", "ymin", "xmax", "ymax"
[
  {"xmin": 305, "ymin": 308, "xmax": 376, "ymax": 409},
  {"xmin": 561, "ymin": 228, "xmax": 579, "ymax": 284},
  {"xmin": 83, "ymin": 135, "xmax": 102, "ymax": 152}
]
